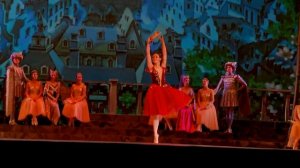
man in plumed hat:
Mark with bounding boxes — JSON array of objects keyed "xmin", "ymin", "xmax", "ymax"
[
  {"xmin": 214, "ymin": 62, "xmax": 250, "ymax": 134},
  {"xmin": 5, "ymin": 52, "xmax": 28, "ymax": 125}
]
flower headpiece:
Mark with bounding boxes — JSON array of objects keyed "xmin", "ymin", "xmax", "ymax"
[{"xmin": 10, "ymin": 52, "xmax": 23, "ymax": 61}]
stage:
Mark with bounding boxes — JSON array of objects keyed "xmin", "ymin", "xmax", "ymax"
[{"xmin": 0, "ymin": 114, "xmax": 299, "ymax": 161}]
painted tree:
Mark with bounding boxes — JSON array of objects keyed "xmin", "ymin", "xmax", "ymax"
[
  {"xmin": 267, "ymin": 0, "xmax": 298, "ymax": 40},
  {"xmin": 184, "ymin": 46, "xmax": 232, "ymax": 87}
]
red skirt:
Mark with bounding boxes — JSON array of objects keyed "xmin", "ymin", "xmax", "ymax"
[{"xmin": 144, "ymin": 84, "xmax": 192, "ymax": 116}]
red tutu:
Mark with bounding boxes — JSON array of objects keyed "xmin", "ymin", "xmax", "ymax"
[{"xmin": 143, "ymin": 84, "xmax": 192, "ymax": 116}]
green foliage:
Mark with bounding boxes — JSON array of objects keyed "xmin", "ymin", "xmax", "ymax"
[
  {"xmin": 119, "ymin": 91, "xmax": 136, "ymax": 109},
  {"xmin": 184, "ymin": 46, "xmax": 232, "ymax": 87},
  {"xmin": 267, "ymin": 0, "xmax": 299, "ymax": 40},
  {"xmin": 274, "ymin": 75, "xmax": 294, "ymax": 89},
  {"xmin": 248, "ymin": 76, "xmax": 265, "ymax": 88}
]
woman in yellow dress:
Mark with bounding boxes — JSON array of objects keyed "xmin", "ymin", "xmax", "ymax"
[
  {"xmin": 196, "ymin": 78, "xmax": 219, "ymax": 132},
  {"xmin": 44, "ymin": 69, "xmax": 61, "ymax": 125},
  {"xmin": 287, "ymin": 105, "xmax": 300, "ymax": 150},
  {"xmin": 62, "ymin": 72, "xmax": 90, "ymax": 127},
  {"xmin": 18, "ymin": 70, "xmax": 46, "ymax": 126}
]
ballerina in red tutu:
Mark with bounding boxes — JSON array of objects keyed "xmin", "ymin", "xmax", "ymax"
[{"xmin": 144, "ymin": 31, "xmax": 192, "ymax": 143}]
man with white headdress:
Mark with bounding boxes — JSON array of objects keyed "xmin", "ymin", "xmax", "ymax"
[{"xmin": 5, "ymin": 52, "xmax": 28, "ymax": 125}]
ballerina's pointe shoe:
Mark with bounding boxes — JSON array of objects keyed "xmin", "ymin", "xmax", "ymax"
[
  {"xmin": 154, "ymin": 134, "xmax": 159, "ymax": 144},
  {"xmin": 9, "ymin": 120, "xmax": 17, "ymax": 126},
  {"xmin": 224, "ymin": 128, "xmax": 232, "ymax": 134}
]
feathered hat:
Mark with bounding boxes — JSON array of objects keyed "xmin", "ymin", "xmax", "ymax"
[{"xmin": 224, "ymin": 62, "xmax": 237, "ymax": 72}]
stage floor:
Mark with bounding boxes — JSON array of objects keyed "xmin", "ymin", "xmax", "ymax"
[
  {"xmin": 0, "ymin": 114, "xmax": 292, "ymax": 149},
  {"xmin": 0, "ymin": 113, "xmax": 299, "ymax": 161}
]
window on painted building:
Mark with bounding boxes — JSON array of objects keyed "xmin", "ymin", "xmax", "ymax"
[
  {"xmin": 16, "ymin": 4, "xmax": 21, "ymax": 15},
  {"xmin": 202, "ymin": 37, "xmax": 206, "ymax": 45},
  {"xmin": 87, "ymin": 59, "xmax": 92, "ymax": 66},
  {"xmin": 171, "ymin": 19, "xmax": 174, "ymax": 27},
  {"xmin": 49, "ymin": 8, "xmax": 53, "ymax": 16},
  {"xmin": 66, "ymin": 58, "xmax": 70, "ymax": 66},
  {"xmin": 168, "ymin": 5, "xmax": 170, "ymax": 11},
  {"xmin": 255, "ymin": 53, "xmax": 260, "ymax": 59},
  {"xmin": 129, "ymin": 40, "xmax": 136, "ymax": 49},
  {"xmin": 47, "ymin": 38, "xmax": 50, "ymax": 45},
  {"xmin": 74, "ymin": 4, "xmax": 78, "ymax": 13},
  {"xmin": 55, "ymin": 4, "xmax": 58, "ymax": 12},
  {"xmin": 50, "ymin": 20, "xmax": 52, "ymax": 27},
  {"xmin": 41, "ymin": 65, "xmax": 48, "ymax": 75},
  {"xmin": 42, "ymin": 8, "xmax": 45, "ymax": 16},
  {"xmin": 62, "ymin": 40, "xmax": 68, "ymax": 47},
  {"xmin": 86, "ymin": 41, "xmax": 93, "ymax": 49},
  {"xmin": 175, "ymin": 39, "xmax": 181, "ymax": 47},
  {"xmin": 239, "ymin": 27, "xmax": 243, "ymax": 33},
  {"xmin": 179, "ymin": 13, "xmax": 181, "ymax": 19},
  {"xmin": 166, "ymin": 65, "xmax": 171, "ymax": 74},
  {"xmin": 108, "ymin": 59, "xmax": 113, "ymax": 67},
  {"xmin": 60, "ymin": 1, "xmax": 63, "ymax": 8},
  {"xmin": 161, "ymin": 10, "xmax": 163, "ymax": 15},
  {"xmin": 173, "ymin": 9, "xmax": 175, "ymax": 15},
  {"xmin": 222, "ymin": 46, "xmax": 226, "ymax": 50},
  {"xmin": 187, "ymin": 3, "xmax": 190, "ymax": 9},
  {"xmin": 38, "ymin": 11, "xmax": 41, "ymax": 19},
  {"xmin": 22, "ymin": 65, "xmax": 30, "ymax": 75},
  {"xmin": 250, "ymin": 11, "xmax": 253, "ymax": 24},
  {"xmin": 79, "ymin": 29, "xmax": 86, "ymax": 37},
  {"xmin": 71, "ymin": 34, "xmax": 77, "ymax": 41},
  {"xmin": 168, "ymin": 36, "xmax": 172, "ymax": 42},
  {"xmin": 98, "ymin": 32, "xmax": 105, "ymax": 40},
  {"xmin": 231, "ymin": 23, "xmax": 236, "ymax": 29},
  {"xmin": 36, "ymin": 39, "xmax": 40, "ymax": 46},
  {"xmin": 166, "ymin": 14, "xmax": 168, "ymax": 21},
  {"xmin": 263, "ymin": 32, "xmax": 268, "ymax": 38},
  {"xmin": 109, "ymin": 43, "xmax": 115, "ymax": 51},
  {"xmin": 99, "ymin": 58, "xmax": 103, "ymax": 67},
  {"xmin": 208, "ymin": 40, "xmax": 211, "ymax": 49},
  {"xmin": 276, "ymin": 2, "xmax": 280, "ymax": 8},
  {"xmin": 206, "ymin": 26, "xmax": 211, "ymax": 36},
  {"xmin": 196, "ymin": 5, "xmax": 198, "ymax": 11}
]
